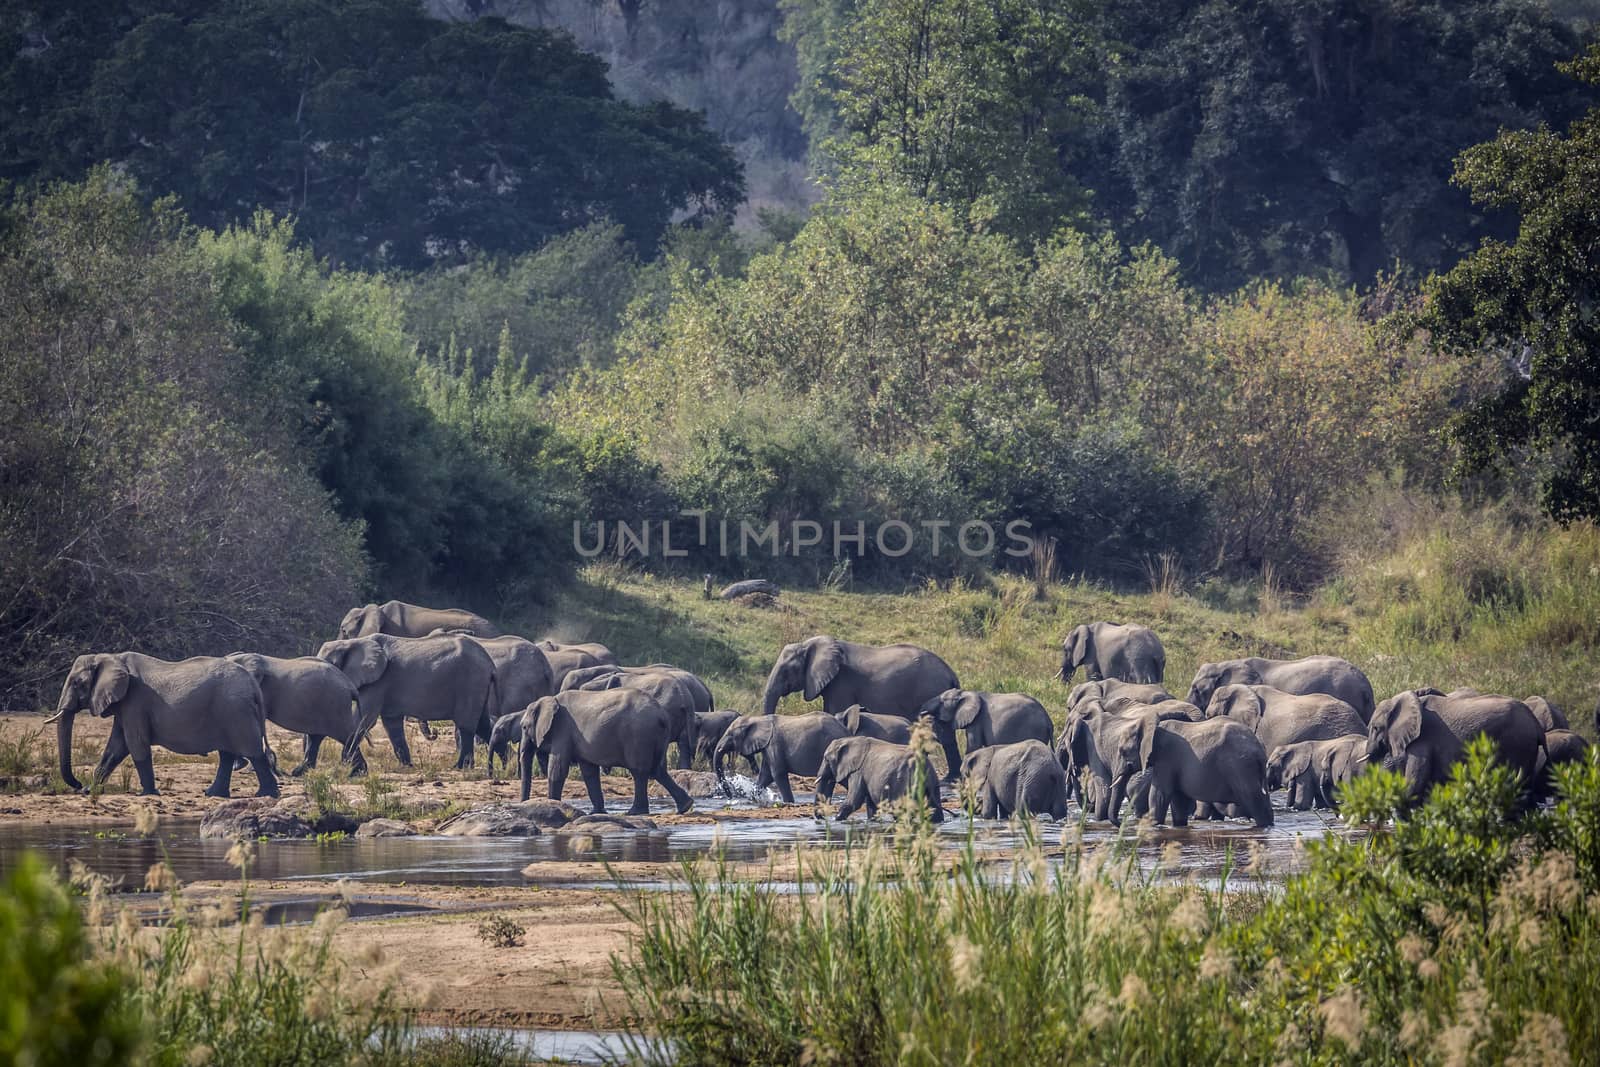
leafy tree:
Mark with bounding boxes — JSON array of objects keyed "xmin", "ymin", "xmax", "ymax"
[
  {"xmin": 1426, "ymin": 44, "xmax": 1600, "ymax": 523},
  {"xmin": 0, "ymin": 0, "xmax": 743, "ymax": 269}
]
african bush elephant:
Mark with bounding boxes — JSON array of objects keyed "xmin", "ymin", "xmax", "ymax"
[
  {"xmin": 713, "ymin": 712, "xmax": 849, "ymax": 804},
  {"xmin": 568, "ymin": 667, "xmax": 704, "ymax": 769},
  {"xmin": 536, "ymin": 641, "xmax": 618, "ymax": 687},
  {"xmin": 225, "ymin": 653, "xmax": 365, "ymax": 776},
  {"xmin": 50, "ymin": 653, "xmax": 276, "ymax": 798},
  {"xmin": 691, "ymin": 709, "xmax": 741, "ymax": 768},
  {"xmin": 761, "ymin": 635, "xmax": 959, "ymax": 767},
  {"xmin": 840, "ymin": 705, "xmax": 913, "ymax": 744},
  {"xmin": 1524, "ymin": 696, "xmax": 1569, "ymax": 732},
  {"xmin": 1067, "ymin": 679, "xmax": 1174, "ymax": 713},
  {"xmin": 340, "ymin": 600, "xmax": 499, "ymax": 639},
  {"xmin": 813, "ymin": 736, "xmax": 944, "ymax": 823},
  {"xmin": 1102, "ymin": 697, "xmax": 1207, "ymax": 722},
  {"xmin": 918, "ymin": 689, "xmax": 1053, "ymax": 781},
  {"xmin": 317, "ymin": 633, "xmax": 497, "ymax": 770},
  {"xmin": 1365, "ymin": 689, "xmax": 1545, "ymax": 801},
  {"xmin": 1130, "ymin": 714, "xmax": 1274, "ymax": 828},
  {"xmin": 1532, "ymin": 729, "xmax": 1590, "ymax": 802},
  {"xmin": 960, "ymin": 740, "xmax": 1069, "ymax": 820},
  {"xmin": 1186, "ymin": 655, "xmax": 1375, "ymax": 721},
  {"xmin": 1060, "ymin": 623, "xmax": 1165, "ymax": 684},
  {"xmin": 487, "ymin": 691, "xmax": 692, "ymax": 814},
  {"xmin": 1056, "ymin": 701, "xmax": 1149, "ymax": 823},
  {"xmin": 1204, "ymin": 684, "xmax": 1366, "ymax": 753},
  {"xmin": 1265, "ymin": 736, "xmax": 1367, "ymax": 810}
]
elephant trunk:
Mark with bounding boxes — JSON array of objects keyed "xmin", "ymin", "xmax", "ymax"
[
  {"xmin": 712, "ymin": 740, "xmax": 729, "ymax": 782},
  {"xmin": 1107, "ymin": 773, "xmax": 1130, "ymax": 826},
  {"xmin": 760, "ymin": 664, "xmax": 787, "ymax": 716},
  {"xmin": 54, "ymin": 703, "xmax": 84, "ymax": 792},
  {"xmin": 518, "ymin": 735, "xmax": 535, "ymax": 803}
]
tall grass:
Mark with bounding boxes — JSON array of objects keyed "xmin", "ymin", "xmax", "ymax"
[{"xmin": 617, "ymin": 744, "xmax": 1600, "ymax": 1065}]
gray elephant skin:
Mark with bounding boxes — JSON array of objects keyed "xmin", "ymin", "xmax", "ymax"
[
  {"xmin": 1186, "ymin": 655, "xmax": 1375, "ymax": 721},
  {"xmin": 814, "ymin": 736, "xmax": 944, "ymax": 823},
  {"xmin": 1067, "ymin": 679, "xmax": 1174, "ymax": 712},
  {"xmin": 691, "ymin": 709, "xmax": 741, "ymax": 767},
  {"xmin": 225, "ymin": 653, "xmax": 365, "ymax": 776},
  {"xmin": 566, "ymin": 665, "xmax": 710, "ymax": 769},
  {"xmin": 1060, "ymin": 623, "xmax": 1165, "ymax": 684},
  {"xmin": 840, "ymin": 705, "xmax": 912, "ymax": 744},
  {"xmin": 340, "ymin": 600, "xmax": 500, "ymax": 639},
  {"xmin": 1523, "ymin": 696, "xmax": 1569, "ymax": 732},
  {"xmin": 318, "ymin": 633, "xmax": 497, "ymax": 770},
  {"xmin": 1204, "ymin": 684, "xmax": 1366, "ymax": 753},
  {"xmin": 918, "ymin": 688, "xmax": 1053, "ymax": 781},
  {"xmin": 488, "ymin": 690, "xmax": 692, "ymax": 814},
  {"xmin": 1365, "ymin": 689, "xmax": 1545, "ymax": 801},
  {"xmin": 1058, "ymin": 699, "xmax": 1199, "ymax": 822},
  {"xmin": 1534, "ymin": 729, "xmax": 1591, "ymax": 801},
  {"xmin": 51, "ymin": 653, "xmax": 276, "ymax": 798},
  {"xmin": 1131, "ymin": 714, "xmax": 1274, "ymax": 828},
  {"xmin": 1265, "ymin": 736, "xmax": 1366, "ymax": 810},
  {"xmin": 537, "ymin": 641, "xmax": 619, "ymax": 687},
  {"xmin": 762, "ymin": 635, "xmax": 960, "ymax": 769},
  {"xmin": 714, "ymin": 712, "xmax": 848, "ymax": 804},
  {"xmin": 961, "ymin": 740, "xmax": 1068, "ymax": 819}
]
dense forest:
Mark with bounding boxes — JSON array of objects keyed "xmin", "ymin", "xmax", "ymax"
[{"xmin": 1, "ymin": 0, "xmax": 1598, "ymax": 703}]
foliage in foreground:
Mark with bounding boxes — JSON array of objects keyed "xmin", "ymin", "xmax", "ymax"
[
  {"xmin": 616, "ymin": 742, "xmax": 1600, "ymax": 1065},
  {"xmin": 0, "ymin": 849, "xmax": 516, "ymax": 1067}
]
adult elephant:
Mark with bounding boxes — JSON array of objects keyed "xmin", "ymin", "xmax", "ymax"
[
  {"xmin": 1366, "ymin": 689, "xmax": 1545, "ymax": 801},
  {"xmin": 225, "ymin": 653, "xmax": 365, "ymax": 776},
  {"xmin": 813, "ymin": 737, "xmax": 944, "ymax": 823},
  {"xmin": 961, "ymin": 740, "xmax": 1069, "ymax": 820},
  {"xmin": 713, "ymin": 712, "xmax": 848, "ymax": 804},
  {"xmin": 918, "ymin": 689, "xmax": 1053, "ymax": 781},
  {"xmin": 317, "ymin": 633, "xmax": 497, "ymax": 770},
  {"xmin": 1067, "ymin": 679, "xmax": 1174, "ymax": 713},
  {"xmin": 761, "ymin": 636, "xmax": 959, "ymax": 767},
  {"xmin": 537, "ymin": 641, "xmax": 619, "ymax": 688},
  {"xmin": 1204, "ymin": 684, "xmax": 1366, "ymax": 753},
  {"xmin": 339, "ymin": 600, "xmax": 499, "ymax": 639},
  {"xmin": 568, "ymin": 667, "xmax": 703, "ymax": 769},
  {"xmin": 1523, "ymin": 696, "xmax": 1569, "ymax": 732},
  {"xmin": 1186, "ymin": 655, "xmax": 1375, "ymax": 722},
  {"xmin": 1128, "ymin": 713, "xmax": 1274, "ymax": 829},
  {"xmin": 1059, "ymin": 623, "xmax": 1165, "ymax": 684},
  {"xmin": 49, "ymin": 653, "xmax": 276, "ymax": 798},
  {"xmin": 840, "ymin": 705, "xmax": 912, "ymax": 744},
  {"xmin": 1056, "ymin": 701, "xmax": 1149, "ymax": 823},
  {"xmin": 487, "ymin": 691, "xmax": 692, "ymax": 814}
]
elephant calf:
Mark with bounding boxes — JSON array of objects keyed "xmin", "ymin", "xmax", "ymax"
[
  {"xmin": 918, "ymin": 688, "xmax": 1053, "ymax": 781},
  {"xmin": 1265, "ymin": 736, "xmax": 1366, "ymax": 810},
  {"xmin": 489, "ymin": 691, "xmax": 692, "ymax": 814},
  {"xmin": 840, "ymin": 705, "xmax": 912, "ymax": 744},
  {"xmin": 961, "ymin": 740, "xmax": 1068, "ymax": 820},
  {"xmin": 714, "ymin": 712, "xmax": 848, "ymax": 804},
  {"xmin": 1134, "ymin": 714, "xmax": 1274, "ymax": 829},
  {"xmin": 814, "ymin": 736, "xmax": 944, "ymax": 823}
]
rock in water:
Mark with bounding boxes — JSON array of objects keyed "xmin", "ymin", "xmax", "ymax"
[
  {"xmin": 435, "ymin": 800, "xmax": 578, "ymax": 836},
  {"xmin": 559, "ymin": 813, "xmax": 657, "ymax": 832},
  {"xmin": 669, "ymin": 769, "xmax": 722, "ymax": 798},
  {"xmin": 354, "ymin": 818, "xmax": 416, "ymax": 838},
  {"xmin": 719, "ymin": 578, "xmax": 780, "ymax": 600}
]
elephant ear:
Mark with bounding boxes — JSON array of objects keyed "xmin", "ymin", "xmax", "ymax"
[
  {"xmin": 1067, "ymin": 681, "xmax": 1099, "ymax": 709},
  {"xmin": 90, "ymin": 655, "xmax": 131, "ymax": 716},
  {"xmin": 1063, "ymin": 626, "xmax": 1089, "ymax": 670},
  {"xmin": 1137, "ymin": 713, "xmax": 1158, "ymax": 770},
  {"xmin": 532, "ymin": 697, "xmax": 563, "ymax": 749},
  {"xmin": 740, "ymin": 717, "xmax": 777, "ymax": 756},
  {"xmin": 842, "ymin": 705, "xmax": 864, "ymax": 734},
  {"xmin": 803, "ymin": 637, "xmax": 845, "ymax": 701},
  {"xmin": 348, "ymin": 639, "xmax": 388, "ymax": 688},
  {"xmin": 954, "ymin": 692, "xmax": 984, "ymax": 730},
  {"xmin": 1280, "ymin": 745, "xmax": 1313, "ymax": 782},
  {"xmin": 1390, "ymin": 692, "xmax": 1424, "ymax": 753},
  {"xmin": 579, "ymin": 673, "xmax": 624, "ymax": 692},
  {"xmin": 1221, "ymin": 686, "xmax": 1263, "ymax": 731}
]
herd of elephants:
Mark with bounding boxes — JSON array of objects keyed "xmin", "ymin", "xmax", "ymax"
[{"xmin": 45, "ymin": 606, "xmax": 1593, "ymax": 828}]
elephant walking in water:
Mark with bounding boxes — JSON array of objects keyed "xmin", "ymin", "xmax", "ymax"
[
  {"xmin": 961, "ymin": 740, "xmax": 1069, "ymax": 819},
  {"xmin": 51, "ymin": 653, "xmax": 277, "ymax": 798},
  {"xmin": 813, "ymin": 736, "xmax": 944, "ymax": 823},
  {"xmin": 1187, "ymin": 655, "xmax": 1375, "ymax": 721}
]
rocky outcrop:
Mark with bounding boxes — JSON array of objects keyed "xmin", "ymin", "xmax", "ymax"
[
  {"xmin": 354, "ymin": 818, "xmax": 417, "ymax": 838},
  {"xmin": 558, "ymin": 813, "xmax": 657, "ymax": 832},
  {"xmin": 435, "ymin": 800, "xmax": 578, "ymax": 836},
  {"xmin": 199, "ymin": 797, "xmax": 360, "ymax": 840}
]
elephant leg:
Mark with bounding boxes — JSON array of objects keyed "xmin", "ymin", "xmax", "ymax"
[
  {"xmin": 654, "ymin": 760, "xmax": 694, "ymax": 814},
  {"xmin": 132, "ymin": 758, "xmax": 159, "ymax": 796},
  {"xmin": 546, "ymin": 753, "xmax": 570, "ymax": 803},
  {"xmin": 91, "ymin": 723, "xmax": 131, "ymax": 787},
  {"xmin": 938, "ymin": 735, "xmax": 962, "ymax": 784},
  {"xmin": 835, "ymin": 781, "xmax": 866, "ymax": 821},
  {"xmin": 452, "ymin": 725, "xmax": 474, "ymax": 770},
  {"xmin": 377, "ymin": 716, "xmax": 411, "ymax": 767},
  {"xmin": 291, "ymin": 735, "xmax": 323, "ymax": 777},
  {"xmin": 416, "ymin": 718, "xmax": 436, "ymax": 741},
  {"xmin": 250, "ymin": 753, "xmax": 279, "ymax": 798},
  {"xmin": 1169, "ymin": 793, "xmax": 1193, "ymax": 828},
  {"xmin": 206, "ymin": 752, "xmax": 235, "ymax": 798},
  {"xmin": 753, "ymin": 756, "xmax": 773, "ymax": 790},
  {"xmin": 581, "ymin": 762, "xmax": 609, "ymax": 814}
]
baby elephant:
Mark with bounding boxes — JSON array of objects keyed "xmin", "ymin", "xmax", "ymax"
[
  {"xmin": 961, "ymin": 740, "xmax": 1068, "ymax": 820},
  {"xmin": 488, "ymin": 690, "xmax": 692, "ymax": 815},
  {"xmin": 840, "ymin": 704, "xmax": 912, "ymax": 743},
  {"xmin": 713, "ymin": 712, "xmax": 848, "ymax": 804},
  {"xmin": 813, "ymin": 737, "xmax": 944, "ymax": 823},
  {"xmin": 1265, "ymin": 736, "xmax": 1366, "ymax": 810}
]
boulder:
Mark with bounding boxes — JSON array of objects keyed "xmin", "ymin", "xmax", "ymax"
[
  {"xmin": 435, "ymin": 800, "xmax": 578, "ymax": 837},
  {"xmin": 559, "ymin": 813, "xmax": 656, "ymax": 833},
  {"xmin": 719, "ymin": 579, "xmax": 780, "ymax": 600},
  {"xmin": 200, "ymin": 798, "xmax": 311, "ymax": 840},
  {"xmin": 354, "ymin": 818, "xmax": 416, "ymax": 839},
  {"xmin": 669, "ymin": 769, "xmax": 721, "ymax": 798}
]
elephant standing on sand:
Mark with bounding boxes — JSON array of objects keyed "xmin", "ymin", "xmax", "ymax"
[
  {"xmin": 225, "ymin": 653, "xmax": 365, "ymax": 776},
  {"xmin": 918, "ymin": 689, "xmax": 1053, "ymax": 781},
  {"xmin": 51, "ymin": 653, "xmax": 276, "ymax": 798},
  {"xmin": 317, "ymin": 633, "xmax": 497, "ymax": 770},
  {"xmin": 1203, "ymin": 684, "xmax": 1366, "ymax": 753},
  {"xmin": 487, "ymin": 691, "xmax": 692, "ymax": 814},
  {"xmin": 566, "ymin": 667, "xmax": 706, "ymax": 769},
  {"xmin": 1365, "ymin": 689, "xmax": 1545, "ymax": 801},
  {"xmin": 961, "ymin": 741, "xmax": 1069, "ymax": 819},
  {"xmin": 1186, "ymin": 656, "xmax": 1375, "ymax": 722},
  {"xmin": 761, "ymin": 635, "xmax": 959, "ymax": 768},
  {"xmin": 340, "ymin": 600, "xmax": 499, "ymax": 639},
  {"xmin": 713, "ymin": 713, "xmax": 849, "ymax": 804},
  {"xmin": 1060, "ymin": 623, "xmax": 1166, "ymax": 684},
  {"xmin": 813, "ymin": 736, "xmax": 944, "ymax": 823}
]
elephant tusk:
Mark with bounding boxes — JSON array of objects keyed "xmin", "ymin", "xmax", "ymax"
[
  {"xmin": 43, "ymin": 710, "xmax": 64, "ymax": 725},
  {"xmin": 1052, "ymin": 668, "xmax": 1064, "ymax": 681}
]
